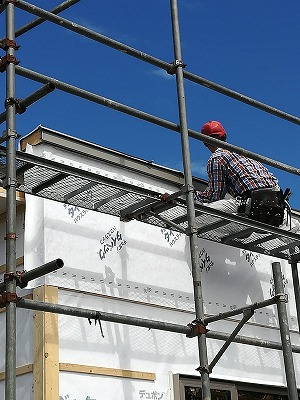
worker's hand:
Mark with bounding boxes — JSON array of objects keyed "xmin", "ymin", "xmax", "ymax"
[{"xmin": 160, "ymin": 193, "xmax": 170, "ymax": 202}]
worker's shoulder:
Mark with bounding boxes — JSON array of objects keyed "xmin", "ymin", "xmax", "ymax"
[{"xmin": 212, "ymin": 147, "xmax": 233, "ymax": 159}]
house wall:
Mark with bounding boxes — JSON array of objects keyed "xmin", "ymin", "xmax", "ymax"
[{"xmin": 19, "ymin": 193, "xmax": 300, "ymax": 399}]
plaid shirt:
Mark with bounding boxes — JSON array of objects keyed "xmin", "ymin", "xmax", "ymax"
[{"xmin": 194, "ymin": 148, "xmax": 279, "ymax": 203}]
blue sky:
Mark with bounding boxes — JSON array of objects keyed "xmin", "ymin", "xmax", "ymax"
[{"xmin": 1, "ymin": 1, "xmax": 300, "ymax": 207}]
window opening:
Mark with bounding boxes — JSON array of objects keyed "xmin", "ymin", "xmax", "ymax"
[
  {"xmin": 184, "ymin": 386, "xmax": 231, "ymax": 400},
  {"xmin": 237, "ymin": 390, "xmax": 288, "ymax": 400}
]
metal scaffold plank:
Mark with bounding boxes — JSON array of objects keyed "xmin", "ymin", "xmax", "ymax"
[{"xmin": 0, "ymin": 146, "xmax": 299, "ymax": 261}]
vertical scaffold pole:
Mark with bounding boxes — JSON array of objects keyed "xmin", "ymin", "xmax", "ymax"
[
  {"xmin": 272, "ymin": 262, "xmax": 298, "ymax": 399},
  {"xmin": 5, "ymin": 2, "xmax": 18, "ymax": 400},
  {"xmin": 169, "ymin": 1, "xmax": 211, "ymax": 399}
]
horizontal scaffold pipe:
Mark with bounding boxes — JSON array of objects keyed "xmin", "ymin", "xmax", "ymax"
[
  {"xmin": 14, "ymin": 0, "xmax": 300, "ymax": 127},
  {"xmin": 0, "ymin": 0, "xmax": 81, "ymax": 46},
  {"xmin": 18, "ymin": 298, "xmax": 189, "ymax": 334},
  {"xmin": 15, "ymin": 65, "xmax": 300, "ymax": 178},
  {"xmin": 15, "ymin": 66, "xmax": 180, "ymax": 131},
  {"xmin": 183, "ymin": 71, "xmax": 300, "ymax": 126},
  {"xmin": 0, "ymin": 82, "xmax": 55, "ymax": 124},
  {"xmin": 16, "ymin": 298, "xmax": 300, "ymax": 354},
  {"xmin": 14, "ymin": 0, "xmax": 81, "ymax": 38}
]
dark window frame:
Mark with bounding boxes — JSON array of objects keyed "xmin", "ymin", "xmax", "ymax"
[{"xmin": 175, "ymin": 375, "xmax": 296, "ymax": 400}]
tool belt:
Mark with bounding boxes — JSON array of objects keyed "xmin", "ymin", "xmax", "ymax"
[{"xmin": 238, "ymin": 188, "xmax": 289, "ymax": 227}]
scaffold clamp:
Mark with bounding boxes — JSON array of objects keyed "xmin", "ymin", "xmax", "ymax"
[
  {"xmin": 275, "ymin": 293, "xmax": 288, "ymax": 303},
  {"xmin": 4, "ymin": 271, "xmax": 24, "ymax": 285},
  {"xmin": 187, "ymin": 184, "xmax": 195, "ymax": 193},
  {"xmin": 167, "ymin": 59, "xmax": 187, "ymax": 75},
  {"xmin": 0, "ymin": 292, "xmax": 20, "ymax": 308},
  {"xmin": 2, "ymin": 176, "xmax": 18, "ymax": 188},
  {"xmin": 0, "ymin": 54, "xmax": 19, "ymax": 72},
  {"xmin": 4, "ymin": 97, "xmax": 26, "ymax": 114},
  {"xmin": 4, "ymin": 232, "xmax": 17, "ymax": 240},
  {"xmin": 185, "ymin": 225, "xmax": 198, "ymax": 236},
  {"xmin": 242, "ymin": 308, "xmax": 254, "ymax": 319},
  {"xmin": 0, "ymin": 38, "xmax": 19, "ymax": 51},
  {"xmin": 0, "ymin": 128, "xmax": 20, "ymax": 144},
  {"xmin": 181, "ymin": 184, "xmax": 194, "ymax": 195},
  {"xmin": 196, "ymin": 364, "xmax": 210, "ymax": 374},
  {"xmin": 186, "ymin": 319, "xmax": 209, "ymax": 338}
]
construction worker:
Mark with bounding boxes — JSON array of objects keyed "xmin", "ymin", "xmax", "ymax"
[{"xmin": 193, "ymin": 120, "xmax": 298, "ymax": 231}]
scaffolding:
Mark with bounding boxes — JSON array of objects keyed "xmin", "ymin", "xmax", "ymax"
[{"xmin": 1, "ymin": 1, "xmax": 300, "ymax": 399}]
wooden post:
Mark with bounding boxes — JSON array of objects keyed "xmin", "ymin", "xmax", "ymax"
[{"xmin": 33, "ymin": 285, "xmax": 59, "ymax": 400}]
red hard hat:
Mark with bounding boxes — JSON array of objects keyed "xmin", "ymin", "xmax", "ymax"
[{"xmin": 201, "ymin": 121, "xmax": 227, "ymax": 141}]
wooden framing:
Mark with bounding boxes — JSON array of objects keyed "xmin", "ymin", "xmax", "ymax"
[
  {"xmin": 59, "ymin": 363, "xmax": 156, "ymax": 381},
  {"xmin": 0, "ymin": 364, "xmax": 33, "ymax": 381},
  {"xmin": 0, "ymin": 362, "xmax": 155, "ymax": 382},
  {"xmin": 33, "ymin": 285, "xmax": 59, "ymax": 400}
]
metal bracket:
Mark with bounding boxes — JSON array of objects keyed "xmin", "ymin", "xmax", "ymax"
[
  {"xmin": 185, "ymin": 226, "xmax": 198, "ymax": 236},
  {"xmin": 167, "ymin": 59, "xmax": 187, "ymax": 75},
  {"xmin": 0, "ymin": 54, "xmax": 19, "ymax": 72},
  {"xmin": 188, "ymin": 184, "xmax": 195, "ymax": 193},
  {"xmin": 4, "ymin": 97, "xmax": 26, "ymax": 115},
  {"xmin": 160, "ymin": 187, "xmax": 186, "ymax": 203},
  {"xmin": 0, "ymin": 38, "xmax": 19, "ymax": 51},
  {"xmin": 4, "ymin": 232, "xmax": 17, "ymax": 240},
  {"xmin": 275, "ymin": 293, "xmax": 288, "ymax": 303},
  {"xmin": 242, "ymin": 308, "xmax": 254, "ymax": 319},
  {"xmin": 121, "ymin": 188, "xmax": 185, "ymax": 222},
  {"xmin": 181, "ymin": 184, "xmax": 194, "ymax": 195},
  {"xmin": 120, "ymin": 197, "xmax": 160, "ymax": 222},
  {"xmin": 0, "ymin": 128, "xmax": 21, "ymax": 144},
  {"xmin": 195, "ymin": 364, "xmax": 210, "ymax": 374},
  {"xmin": 0, "ymin": 292, "xmax": 20, "ymax": 308},
  {"xmin": 2, "ymin": 176, "xmax": 18, "ymax": 188},
  {"xmin": 186, "ymin": 319, "xmax": 209, "ymax": 338},
  {"xmin": 4, "ymin": 270, "xmax": 24, "ymax": 284}
]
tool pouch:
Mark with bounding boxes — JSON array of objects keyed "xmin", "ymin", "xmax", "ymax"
[{"xmin": 247, "ymin": 189, "xmax": 285, "ymax": 227}]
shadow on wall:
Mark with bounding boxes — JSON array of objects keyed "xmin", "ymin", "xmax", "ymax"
[
  {"xmin": 56, "ymin": 289, "xmax": 290, "ymax": 387},
  {"xmin": 197, "ymin": 238, "xmax": 282, "ymax": 327}
]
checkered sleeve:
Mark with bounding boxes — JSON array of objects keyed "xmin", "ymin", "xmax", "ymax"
[{"xmin": 194, "ymin": 154, "xmax": 226, "ymax": 203}]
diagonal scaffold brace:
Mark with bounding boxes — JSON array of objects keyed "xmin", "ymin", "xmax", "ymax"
[{"xmin": 186, "ymin": 295, "xmax": 282, "ymax": 373}]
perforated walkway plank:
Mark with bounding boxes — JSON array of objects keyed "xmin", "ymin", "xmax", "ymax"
[{"xmin": 1, "ymin": 147, "xmax": 299, "ymax": 261}]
